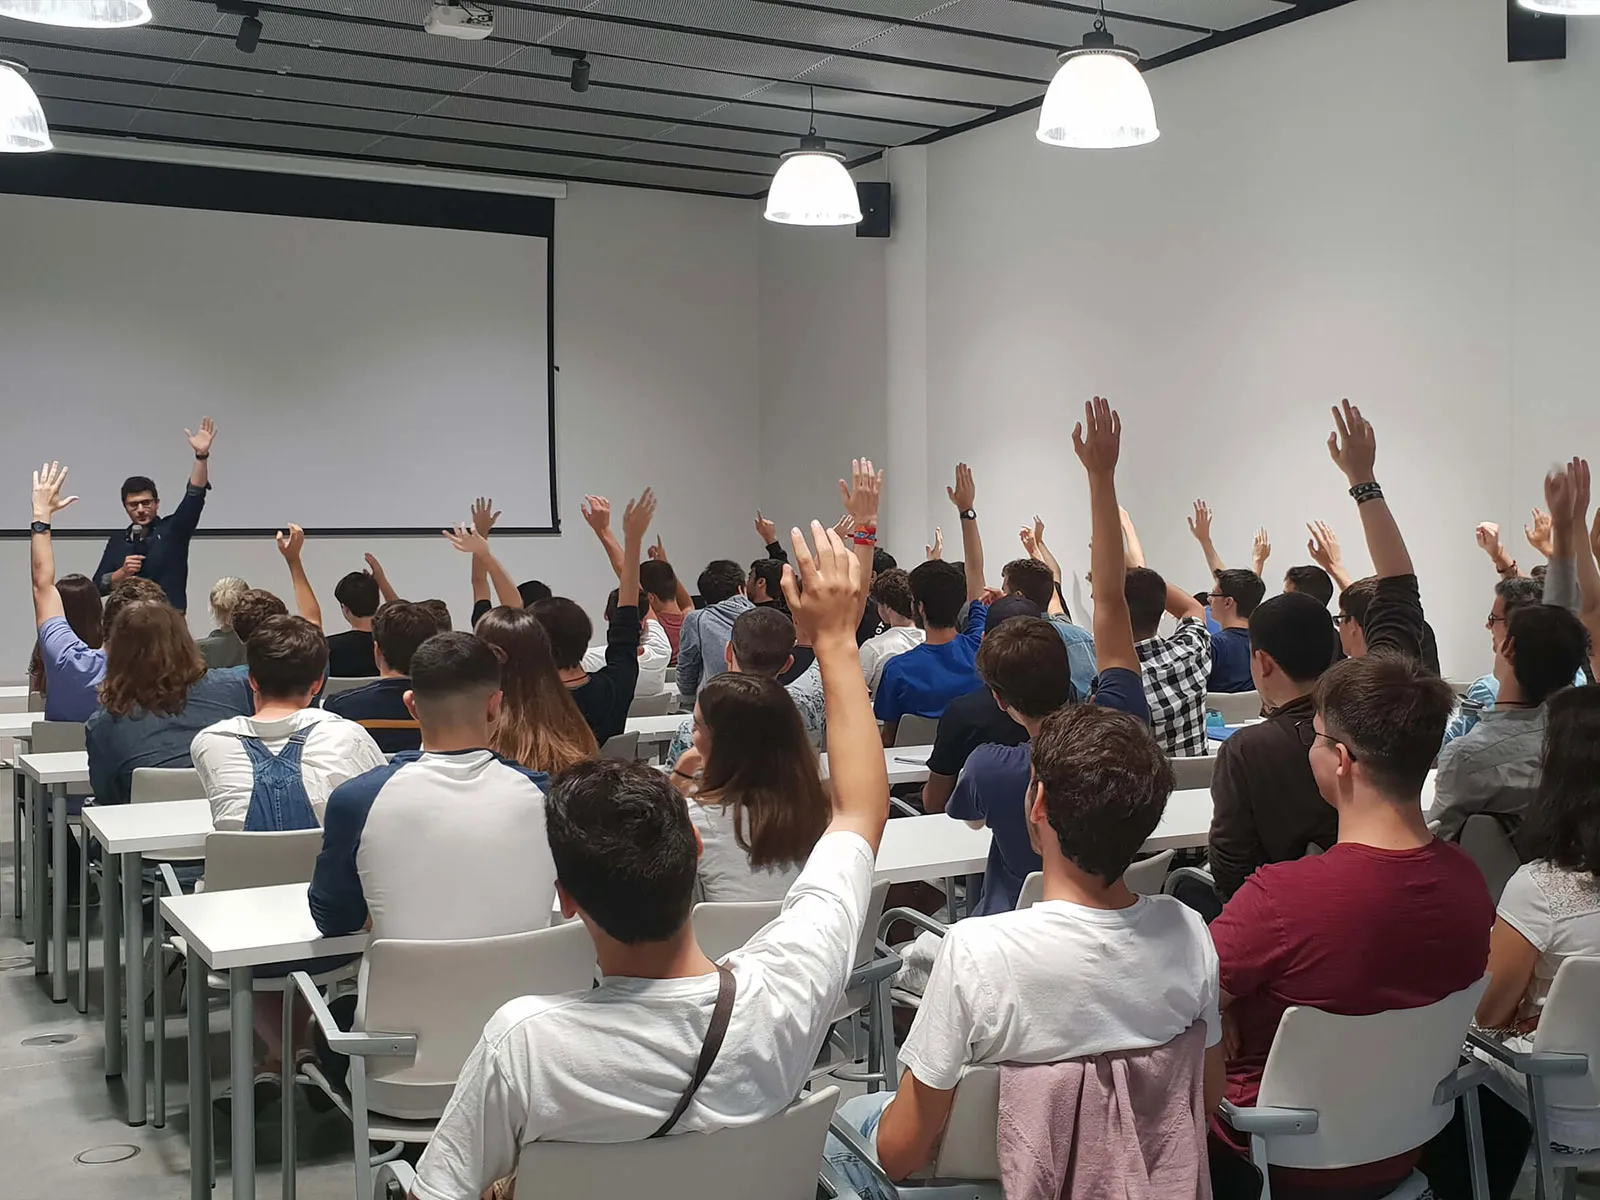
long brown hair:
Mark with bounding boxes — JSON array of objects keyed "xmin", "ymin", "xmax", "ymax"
[
  {"xmin": 100, "ymin": 602, "xmax": 207, "ymax": 718},
  {"xmin": 696, "ymin": 673, "xmax": 829, "ymax": 869},
  {"xmin": 29, "ymin": 574, "xmax": 104, "ymax": 694},
  {"xmin": 475, "ymin": 606, "xmax": 598, "ymax": 773}
]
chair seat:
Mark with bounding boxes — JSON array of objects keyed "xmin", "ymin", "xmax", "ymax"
[{"xmin": 297, "ymin": 1062, "xmax": 443, "ymax": 1144}]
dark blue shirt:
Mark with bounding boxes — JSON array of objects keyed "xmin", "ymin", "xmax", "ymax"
[
  {"xmin": 1207, "ymin": 627, "xmax": 1254, "ymax": 693},
  {"xmin": 323, "ymin": 677, "xmax": 419, "ymax": 755},
  {"xmin": 945, "ymin": 666, "xmax": 1151, "ymax": 915},
  {"xmin": 94, "ymin": 483, "xmax": 208, "ymax": 612},
  {"xmin": 85, "ymin": 668, "xmax": 254, "ymax": 806}
]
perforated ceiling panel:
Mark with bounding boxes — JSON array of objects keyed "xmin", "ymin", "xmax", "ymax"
[{"xmin": 0, "ymin": 0, "xmax": 1352, "ymax": 198}]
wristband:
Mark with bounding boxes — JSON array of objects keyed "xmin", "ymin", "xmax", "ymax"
[
  {"xmin": 853, "ymin": 529, "xmax": 878, "ymax": 546},
  {"xmin": 1348, "ymin": 481, "xmax": 1383, "ymax": 505},
  {"xmin": 194, "ymin": 452, "xmax": 210, "ymax": 461},
  {"xmin": 1496, "ymin": 559, "xmax": 1519, "ymax": 578}
]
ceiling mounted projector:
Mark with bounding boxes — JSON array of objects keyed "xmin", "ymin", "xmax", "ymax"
[{"xmin": 425, "ymin": 0, "xmax": 493, "ymax": 40}]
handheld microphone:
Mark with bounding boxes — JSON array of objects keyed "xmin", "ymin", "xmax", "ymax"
[{"xmin": 129, "ymin": 524, "xmax": 148, "ymax": 545}]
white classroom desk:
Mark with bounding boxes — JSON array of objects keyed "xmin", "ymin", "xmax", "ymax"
[
  {"xmin": 625, "ymin": 712, "xmax": 685, "ymax": 746},
  {"xmin": 161, "ymin": 884, "xmax": 368, "ymax": 1200},
  {"xmin": 0, "ymin": 683, "xmax": 32, "ymax": 713},
  {"xmin": 17, "ymin": 750, "xmax": 89, "ymax": 1002},
  {"xmin": 0, "ymin": 710, "xmax": 45, "ymax": 740},
  {"xmin": 819, "ymin": 745, "xmax": 933, "ymax": 787},
  {"xmin": 81, "ymin": 798, "xmax": 212, "ymax": 1127},
  {"xmin": 3, "ymin": 710, "xmax": 45, "ymax": 925}
]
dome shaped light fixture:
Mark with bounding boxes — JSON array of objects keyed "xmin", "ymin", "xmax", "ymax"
[
  {"xmin": 0, "ymin": 0, "xmax": 153, "ymax": 28},
  {"xmin": 1037, "ymin": 15, "xmax": 1158, "ymax": 150},
  {"xmin": 764, "ymin": 86, "xmax": 862, "ymax": 227},
  {"xmin": 1517, "ymin": 0, "xmax": 1600, "ymax": 12},
  {"xmin": 0, "ymin": 59, "xmax": 50, "ymax": 153}
]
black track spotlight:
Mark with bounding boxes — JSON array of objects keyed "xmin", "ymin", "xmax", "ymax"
[
  {"xmin": 236, "ymin": 14, "xmax": 262, "ymax": 52},
  {"xmin": 571, "ymin": 55, "xmax": 590, "ymax": 92}
]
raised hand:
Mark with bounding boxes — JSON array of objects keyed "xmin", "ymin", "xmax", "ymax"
[
  {"xmin": 1032, "ymin": 514, "xmax": 1047, "ymax": 548},
  {"xmin": 1475, "ymin": 522, "xmax": 1503, "ymax": 558},
  {"xmin": 364, "ymin": 552, "xmax": 386, "ymax": 579},
  {"xmin": 926, "ymin": 527, "xmax": 944, "ymax": 560},
  {"xmin": 840, "ymin": 457, "xmax": 883, "ymax": 529},
  {"xmin": 1572, "ymin": 457, "xmax": 1592, "ymax": 522},
  {"xmin": 647, "ymin": 535, "xmax": 667, "ymax": 562},
  {"xmin": 754, "ymin": 510, "xmax": 777, "ymax": 545},
  {"xmin": 1252, "ymin": 526, "xmax": 1271, "ymax": 573},
  {"xmin": 186, "ymin": 416, "xmax": 217, "ymax": 457},
  {"xmin": 442, "ymin": 522, "xmax": 491, "ymax": 557},
  {"xmin": 947, "ymin": 462, "xmax": 976, "ymax": 511},
  {"xmin": 622, "ymin": 487, "xmax": 656, "ymax": 543},
  {"xmin": 1326, "ymin": 399, "xmax": 1377, "ymax": 484},
  {"xmin": 1072, "ymin": 396, "xmax": 1121, "ymax": 475},
  {"xmin": 1306, "ymin": 520, "xmax": 1343, "ymax": 571},
  {"xmin": 31, "ymin": 461, "xmax": 78, "ymax": 523},
  {"xmin": 471, "ymin": 496, "xmax": 501, "ymax": 538},
  {"xmin": 580, "ymin": 495, "xmax": 611, "ymax": 535},
  {"xmin": 1592, "ymin": 508, "xmax": 1600, "ymax": 567},
  {"xmin": 781, "ymin": 520, "xmax": 861, "ymax": 647},
  {"xmin": 1526, "ymin": 507, "xmax": 1555, "ymax": 558},
  {"xmin": 112, "ymin": 555, "xmax": 144, "ymax": 585},
  {"xmin": 1187, "ymin": 500, "xmax": 1213, "ymax": 544},
  {"xmin": 1019, "ymin": 525, "xmax": 1038, "ymax": 557},
  {"xmin": 275, "ymin": 523, "xmax": 306, "ymax": 561}
]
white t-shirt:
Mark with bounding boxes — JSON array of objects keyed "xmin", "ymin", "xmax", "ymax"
[
  {"xmin": 411, "ymin": 831, "xmax": 874, "ymax": 1200},
  {"xmin": 191, "ymin": 708, "xmax": 387, "ymax": 831},
  {"xmin": 582, "ymin": 616, "xmax": 671, "ymax": 697},
  {"xmin": 860, "ymin": 625, "xmax": 925, "ymax": 695},
  {"xmin": 688, "ymin": 798, "xmax": 805, "ymax": 903},
  {"xmin": 899, "ymin": 895, "xmax": 1221, "ymax": 1091}
]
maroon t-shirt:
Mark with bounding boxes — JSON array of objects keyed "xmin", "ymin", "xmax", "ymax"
[
  {"xmin": 654, "ymin": 609, "xmax": 685, "ymax": 664},
  {"xmin": 1211, "ymin": 839, "xmax": 1493, "ymax": 1189}
]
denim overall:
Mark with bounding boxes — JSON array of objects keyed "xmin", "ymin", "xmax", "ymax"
[{"xmin": 237, "ymin": 728, "xmax": 319, "ymax": 832}]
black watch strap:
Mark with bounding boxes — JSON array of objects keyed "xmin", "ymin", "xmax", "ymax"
[
  {"xmin": 30, "ymin": 521, "xmax": 50, "ymax": 534},
  {"xmin": 959, "ymin": 508, "xmax": 977, "ymax": 521}
]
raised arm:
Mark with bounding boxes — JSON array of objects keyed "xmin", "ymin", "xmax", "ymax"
[
  {"xmin": 1252, "ymin": 527, "xmax": 1271, "ymax": 578},
  {"xmin": 1475, "ymin": 522, "xmax": 1520, "ymax": 580},
  {"xmin": 1525, "ymin": 508, "xmax": 1555, "ymax": 562},
  {"xmin": 948, "ymin": 463, "xmax": 985, "ymax": 603},
  {"xmin": 925, "ymin": 526, "xmax": 943, "ymax": 561},
  {"xmin": 782, "ymin": 521, "xmax": 889, "ymax": 854},
  {"xmin": 754, "ymin": 510, "xmax": 789, "ymax": 566},
  {"xmin": 363, "ymin": 553, "xmax": 398, "ymax": 605},
  {"xmin": 581, "ymin": 495, "xmax": 627, "ymax": 581},
  {"xmin": 1075, "ymin": 397, "xmax": 1139, "ymax": 675},
  {"xmin": 617, "ymin": 488, "xmax": 654, "ymax": 611},
  {"xmin": 30, "ymin": 461, "xmax": 78, "ymax": 627},
  {"xmin": 1547, "ymin": 459, "xmax": 1600, "ymax": 663},
  {"xmin": 186, "ymin": 417, "xmax": 215, "ymax": 491},
  {"xmin": 467, "ymin": 497, "xmax": 510, "ymax": 610},
  {"xmin": 1187, "ymin": 500, "xmax": 1227, "ymax": 579},
  {"xmin": 841, "ymin": 458, "xmax": 883, "ymax": 626},
  {"xmin": 443, "ymin": 524, "xmax": 522, "ymax": 612},
  {"xmin": 1328, "ymin": 400, "xmax": 1412, "ymax": 579},
  {"xmin": 275, "ymin": 524, "xmax": 323, "ymax": 628},
  {"xmin": 1119, "ymin": 507, "xmax": 1147, "ymax": 569},
  {"xmin": 1028, "ymin": 514, "xmax": 1066, "ymax": 581},
  {"xmin": 1305, "ymin": 520, "xmax": 1354, "ymax": 591},
  {"xmin": 647, "ymin": 537, "xmax": 697, "ymax": 612}
]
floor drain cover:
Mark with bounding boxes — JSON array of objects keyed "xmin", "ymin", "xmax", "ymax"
[
  {"xmin": 21, "ymin": 1033, "xmax": 77, "ymax": 1046},
  {"xmin": 75, "ymin": 1144, "xmax": 140, "ymax": 1165},
  {"xmin": 0, "ymin": 955, "xmax": 31, "ymax": 971}
]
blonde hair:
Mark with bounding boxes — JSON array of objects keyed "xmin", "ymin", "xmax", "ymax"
[{"xmin": 209, "ymin": 577, "xmax": 249, "ymax": 630}]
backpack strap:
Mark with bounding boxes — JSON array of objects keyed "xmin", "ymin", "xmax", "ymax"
[{"xmin": 649, "ymin": 964, "xmax": 736, "ymax": 1139}]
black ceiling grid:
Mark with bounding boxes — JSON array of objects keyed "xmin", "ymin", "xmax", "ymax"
[{"xmin": 0, "ymin": 0, "xmax": 1352, "ymax": 200}]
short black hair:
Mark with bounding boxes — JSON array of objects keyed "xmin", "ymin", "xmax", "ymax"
[
  {"xmin": 334, "ymin": 571, "xmax": 381, "ymax": 619},
  {"xmin": 1249, "ymin": 593, "xmax": 1337, "ymax": 684},
  {"xmin": 977, "ymin": 617, "xmax": 1073, "ymax": 718},
  {"xmin": 698, "ymin": 559, "xmax": 746, "ymax": 606},
  {"xmin": 638, "ymin": 559, "xmax": 678, "ymax": 603},
  {"xmin": 729, "ymin": 606, "xmax": 796, "ymax": 676},
  {"xmin": 1032, "ymin": 705, "xmax": 1173, "ymax": 885},
  {"xmin": 408, "ymin": 631, "xmax": 501, "ymax": 705},
  {"xmin": 987, "ymin": 595, "xmax": 1042, "ymax": 629},
  {"xmin": 371, "ymin": 600, "xmax": 438, "ymax": 675},
  {"xmin": 1214, "ymin": 569, "xmax": 1266, "ymax": 617},
  {"xmin": 870, "ymin": 568, "xmax": 915, "ymax": 622},
  {"xmin": 121, "ymin": 475, "xmax": 158, "ymax": 504},
  {"xmin": 872, "ymin": 548, "xmax": 897, "ymax": 574},
  {"xmin": 1315, "ymin": 655, "xmax": 1456, "ymax": 798},
  {"xmin": 909, "ymin": 560, "xmax": 966, "ymax": 629},
  {"xmin": 1339, "ymin": 577, "xmax": 1377, "ymax": 628},
  {"xmin": 246, "ymin": 615, "xmax": 329, "ymax": 701},
  {"xmin": 1001, "ymin": 558, "xmax": 1056, "ymax": 610},
  {"xmin": 1495, "ymin": 575, "xmax": 1544, "ymax": 614},
  {"xmin": 1505, "ymin": 604, "xmax": 1589, "ymax": 705},
  {"xmin": 546, "ymin": 758, "xmax": 699, "ymax": 944},
  {"xmin": 748, "ymin": 558, "xmax": 786, "ymax": 601},
  {"xmin": 531, "ymin": 597, "xmax": 593, "ymax": 670},
  {"xmin": 1284, "ymin": 565, "xmax": 1334, "ymax": 608},
  {"xmin": 1124, "ymin": 567, "xmax": 1167, "ymax": 639},
  {"xmin": 518, "ymin": 579, "xmax": 553, "ymax": 606}
]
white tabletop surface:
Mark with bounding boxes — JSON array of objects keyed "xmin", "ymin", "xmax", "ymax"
[
  {"xmin": 820, "ymin": 745, "xmax": 932, "ymax": 786},
  {"xmin": 0, "ymin": 685, "xmax": 29, "ymax": 700},
  {"xmin": 1144, "ymin": 787, "xmax": 1214, "ymax": 851},
  {"xmin": 626, "ymin": 713, "xmax": 686, "ymax": 741},
  {"xmin": 0, "ymin": 711, "xmax": 45, "ymax": 738},
  {"xmin": 18, "ymin": 749, "xmax": 90, "ymax": 785},
  {"xmin": 874, "ymin": 813, "xmax": 991, "ymax": 884},
  {"xmin": 160, "ymin": 883, "xmax": 369, "ymax": 971},
  {"xmin": 83, "ymin": 798, "xmax": 212, "ymax": 855}
]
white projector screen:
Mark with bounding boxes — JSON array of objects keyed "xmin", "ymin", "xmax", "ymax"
[{"xmin": 0, "ymin": 160, "xmax": 554, "ymax": 536}]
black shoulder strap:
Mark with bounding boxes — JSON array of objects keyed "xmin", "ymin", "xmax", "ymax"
[{"xmin": 650, "ymin": 964, "xmax": 737, "ymax": 1139}]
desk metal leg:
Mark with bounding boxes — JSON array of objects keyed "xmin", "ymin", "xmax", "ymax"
[
  {"xmin": 187, "ymin": 945, "xmax": 211, "ymax": 1200},
  {"xmin": 11, "ymin": 765, "xmax": 21, "ymax": 919},
  {"xmin": 153, "ymin": 893, "xmax": 167, "ymax": 1129},
  {"xmin": 282, "ymin": 987, "xmax": 296, "ymax": 1200},
  {"xmin": 230, "ymin": 968, "xmax": 256, "ymax": 1200},
  {"xmin": 123, "ymin": 850, "xmax": 146, "ymax": 1126},
  {"xmin": 76, "ymin": 821, "xmax": 89, "ymax": 1013},
  {"xmin": 31, "ymin": 776, "xmax": 46, "ymax": 966},
  {"xmin": 50, "ymin": 785, "xmax": 66, "ymax": 1002},
  {"xmin": 103, "ymin": 850, "xmax": 122, "ymax": 1077}
]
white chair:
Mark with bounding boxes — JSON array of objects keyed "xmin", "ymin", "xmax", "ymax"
[
  {"xmin": 1205, "ymin": 690, "xmax": 1262, "ymax": 725},
  {"xmin": 600, "ymin": 731, "xmax": 640, "ymax": 759},
  {"xmin": 24, "ymin": 720, "xmax": 83, "ymax": 930},
  {"xmin": 1220, "ymin": 977, "xmax": 1491, "ymax": 1200},
  {"xmin": 297, "ymin": 921, "xmax": 599, "ymax": 1200},
  {"xmin": 894, "ymin": 715, "xmax": 940, "ymax": 748},
  {"xmin": 1469, "ymin": 956, "xmax": 1600, "ymax": 1200},
  {"xmin": 321, "ymin": 676, "xmax": 375, "ymax": 700},
  {"xmin": 1457, "ymin": 814, "xmax": 1521, "ymax": 905},
  {"xmin": 629, "ymin": 690, "xmax": 674, "ymax": 717},
  {"xmin": 1017, "ymin": 850, "xmax": 1176, "ymax": 911},
  {"xmin": 821, "ymin": 881, "xmax": 902, "ymax": 1094},
  {"xmin": 130, "ymin": 766, "xmax": 205, "ymax": 803},
  {"xmin": 692, "ymin": 899, "xmax": 782, "ymax": 962},
  {"xmin": 1170, "ymin": 755, "xmax": 1217, "ymax": 790}
]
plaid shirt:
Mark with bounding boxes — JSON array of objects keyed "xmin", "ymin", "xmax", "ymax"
[{"xmin": 1135, "ymin": 617, "xmax": 1214, "ymax": 757}]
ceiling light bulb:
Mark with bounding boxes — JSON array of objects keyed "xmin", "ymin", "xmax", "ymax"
[
  {"xmin": 0, "ymin": 59, "xmax": 50, "ymax": 153},
  {"xmin": 0, "ymin": 0, "xmax": 153, "ymax": 27},
  {"xmin": 764, "ymin": 135, "xmax": 861, "ymax": 226},
  {"xmin": 1037, "ymin": 26, "xmax": 1158, "ymax": 150},
  {"xmin": 1518, "ymin": 0, "xmax": 1600, "ymax": 11}
]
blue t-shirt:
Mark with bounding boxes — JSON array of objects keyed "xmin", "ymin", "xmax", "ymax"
[
  {"xmin": 873, "ymin": 602, "xmax": 988, "ymax": 724},
  {"xmin": 37, "ymin": 616, "xmax": 107, "ymax": 723},
  {"xmin": 1207, "ymin": 627, "xmax": 1253, "ymax": 693},
  {"xmin": 946, "ymin": 666, "xmax": 1151, "ymax": 915}
]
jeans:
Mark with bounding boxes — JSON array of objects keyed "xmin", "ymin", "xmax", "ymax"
[{"xmin": 824, "ymin": 1092, "xmax": 896, "ymax": 1200}]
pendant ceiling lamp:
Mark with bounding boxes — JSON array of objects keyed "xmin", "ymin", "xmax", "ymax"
[
  {"xmin": 764, "ymin": 86, "xmax": 862, "ymax": 227},
  {"xmin": 0, "ymin": 59, "xmax": 50, "ymax": 152},
  {"xmin": 1037, "ymin": 3, "xmax": 1158, "ymax": 150},
  {"xmin": 1517, "ymin": 0, "xmax": 1600, "ymax": 12},
  {"xmin": 0, "ymin": 0, "xmax": 152, "ymax": 27}
]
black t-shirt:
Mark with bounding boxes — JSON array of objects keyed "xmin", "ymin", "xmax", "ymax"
[
  {"xmin": 325, "ymin": 629, "xmax": 378, "ymax": 678},
  {"xmin": 323, "ymin": 677, "xmax": 419, "ymax": 754},
  {"xmin": 925, "ymin": 687, "xmax": 1028, "ymax": 779},
  {"xmin": 570, "ymin": 605, "xmax": 642, "ymax": 744}
]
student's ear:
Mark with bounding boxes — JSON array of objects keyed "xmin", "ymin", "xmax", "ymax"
[
  {"xmin": 374, "ymin": 647, "xmax": 389, "ymax": 673},
  {"xmin": 1027, "ymin": 780, "xmax": 1049, "ymax": 828},
  {"xmin": 725, "ymin": 643, "xmax": 737, "ymax": 671},
  {"xmin": 403, "ymin": 690, "xmax": 418, "ymax": 720},
  {"xmin": 486, "ymin": 689, "xmax": 504, "ymax": 723},
  {"xmin": 1250, "ymin": 650, "xmax": 1273, "ymax": 680},
  {"xmin": 556, "ymin": 881, "xmax": 578, "ymax": 921},
  {"xmin": 309, "ymin": 675, "xmax": 324, "ymax": 699},
  {"xmin": 782, "ymin": 654, "xmax": 794, "ymax": 675}
]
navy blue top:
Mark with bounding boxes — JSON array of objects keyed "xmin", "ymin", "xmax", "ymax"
[
  {"xmin": 323, "ymin": 677, "xmax": 419, "ymax": 755},
  {"xmin": 1207, "ymin": 627, "xmax": 1254, "ymax": 693},
  {"xmin": 94, "ymin": 482, "xmax": 208, "ymax": 612}
]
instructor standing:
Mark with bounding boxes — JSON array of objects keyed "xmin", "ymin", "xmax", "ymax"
[{"xmin": 93, "ymin": 418, "xmax": 217, "ymax": 613}]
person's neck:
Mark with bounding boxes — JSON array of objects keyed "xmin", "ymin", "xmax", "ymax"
[
  {"xmin": 1218, "ymin": 613, "xmax": 1250, "ymax": 631},
  {"xmin": 1018, "ymin": 714, "xmax": 1045, "ymax": 739},
  {"xmin": 558, "ymin": 666, "xmax": 589, "ymax": 688},
  {"xmin": 1039, "ymin": 848, "xmax": 1139, "ymax": 911},
  {"xmin": 924, "ymin": 625, "xmax": 958, "ymax": 647},
  {"xmin": 1336, "ymin": 792, "xmax": 1433, "ymax": 851},
  {"xmin": 884, "ymin": 612, "xmax": 917, "ymax": 630},
  {"xmin": 349, "ymin": 616, "xmax": 373, "ymax": 633},
  {"xmin": 378, "ymin": 665, "xmax": 406, "ymax": 680},
  {"xmin": 592, "ymin": 924, "xmax": 716, "ymax": 981},
  {"xmin": 251, "ymin": 696, "xmax": 312, "ymax": 722},
  {"xmin": 419, "ymin": 724, "xmax": 491, "ymax": 754},
  {"xmin": 1259, "ymin": 679, "xmax": 1315, "ymax": 712},
  {"xmin": 1494, "ymin": 674, "xmax": 1531, "ymax": 707},
  {"xmin": 652, "ymin": 598, "xmax": 684, "ymax": 616}
]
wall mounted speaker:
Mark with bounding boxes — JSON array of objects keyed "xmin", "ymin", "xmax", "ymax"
[
  {"xmin": 1508, "ymin": 0, "xmax": 1565, "ymax": 62},
  {"xmin": 856, "ymin": 181, "xmax": 891, "ymax": 239}
]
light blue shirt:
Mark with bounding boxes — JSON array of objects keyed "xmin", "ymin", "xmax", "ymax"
[
  {"xmin": 675, "ymin": 595, "xmax": 755, "ymax": 699},
  {"xmin": 37, "ymin": 616, "xmax": 106, "ymax": 723},
  {"xmin": 1048, "ymin": 615, "xmax": 1097, "ymax": 702}
]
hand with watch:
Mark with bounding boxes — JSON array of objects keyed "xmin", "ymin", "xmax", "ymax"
[{"xmin": 32, "ymin": 460, "xmax": 78, "ymax": 532}]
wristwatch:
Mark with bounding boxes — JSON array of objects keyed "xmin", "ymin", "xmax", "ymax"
[
  {"xmin": 959, "ymin": 508, "xmax": 977, "ymax": 522},
  {"xmin": 29, "ymin": 520, "xmax": 50, "ymax": 534}
]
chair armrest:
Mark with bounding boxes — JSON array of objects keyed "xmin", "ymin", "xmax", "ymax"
[
  {"xmin": 1218, "ymin": 1099, "xmax": 1320, "ymax": 1137},
  {"xmin": 1466, "ymin": 1030, "xmax": 1589, "ymax": 1077},
  {"xmin": 159, "ymin": 862, "xmax": 183, "ymax": 897},
  {"xmin": 846, "ymin": 947, "xmax": 905, "ymax": 990},
  {"xmin": 889, "ymin": 797, "xmax": 921, "ymax": 818},
  {"xmin": 1433, "ymin": 1059, "xmax": 1490, "ymax": 1105},
  {"xmin": 878, "ymin": 906, "xmax": 950, "ymax": 940},
  {"xmin": 827, "ymin": 1113, "xmax": 901, "ymax": 1196},
  {"xmin": 289, "ymin": 971, "xmax": 417, "ymax": 1059},
  {"xmin": 818, "ymin": 1159, "xmax": 867, "ymax": 1200}
]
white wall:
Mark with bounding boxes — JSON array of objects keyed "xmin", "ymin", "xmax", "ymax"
[{"xmin": 7, "ymin": 181, "xmax": 761, "ymax": 666}]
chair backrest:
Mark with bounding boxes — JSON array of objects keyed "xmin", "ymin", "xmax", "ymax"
[
  {"xmin": 600, "ymin": 731, "xmax": 640, "ymax": 760},
  {"xmin": 628, "ymin": 691, "xmax": 674, "ymax": 717},
  {"xmin": 517, "ymin": 1086, "xmax": 840, "ymax": 1200},
  {"xmin": 1018, "ymin": 871, "xmax": 1044, "ymax": 911},
  {"xmin": 930, "ymin": 1065, "xmax": 1002, "ymax": 1179},
  {"xmin": 1019, "ymin": 852, "xmax": 1175, "ymax": 911},
  {"xmin": 894, "ymin": 714, "xmax": 940, "ymax": 748},
  {"xmin": 321, "ymin": 676, "xmax": 374, "ymax": 699},
  {"xmin": 130, "ymin": 766, "xmax": 204, "ymax": 803},
  {"xmin": 203, "ymin": 829, "xmax": 323, "ymax": 892},
  {"xmin": 1205, "ymin": 691, "xmax": 1262, "ymax": 725},
  {"xmin": 1531, "ymin": 955, "xmax": 1600, "ymax": 1109},
  {"xmin": 358, "ymin": 921, "xmax": 598, "ymax": 1120},
  {"xmin": 1170, "ymin": 755, "xmax": 1217, "ymax": 791},
  {"xmin": 1254, "ymin": 977, "xmax": 1487, "ymax": 1168},
  {"xmin": 27, "ymin": 690, "xmax": 44, "ymax": 713},
  {"xmin": 31, "ymin": 720, "xmax": 85, "ymax": 753},
  {"xmin": 1458, "ymin": 814, "xmax": 1521, "ymax": 904},
  {"xmin": 692, "ymin": 900, "xmax": 783, "ymax": 962}
]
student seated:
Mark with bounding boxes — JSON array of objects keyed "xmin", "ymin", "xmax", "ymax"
[
  {"xmin": 669, "ymin": 672, "xmax": 830, "ymax": 902},
  {"xmin": 196, "ymin": 576, "xmax": 249, "ymax": 668},
  {"xmin": 191, "ymin": 615, "xmax": 385, "ymax": 832},
  {"xmin": 86, "ymin": 600, "xmax": 254, "ymax": 806},
  {"xmin": 638, "ymin": 557, "xmax": 689, "ymax": 663},
  {"xmin": 874, "ymin": 561, "xmax": 986, "ymax": 741},
  {"xmin": 1444, "ymin": 577, "xmax": 1544, "ymax": 745},
  {"xmin": 323, "ymin": 600, "xmax": 440, "ymax": 755},
  {"xmin": 580, "ymin": 588, "xmax": 671, "ymax": 698},
  {"xmin": 475, "ymin": 606, "xmax": 598, "ymax": 775},
  {"xmin": 1203, "ymin": 569, "xmax": 1264, "ymax": 693},
  {"xmin": 675, "ymin": 559, "xmax": 754, "ymax": 698},
  {"xmin": 408, "ymin": 521, "xmax": 889, "ymax": 1197},
  {"xmin": 857, "ymin": 568, "xmax": 924, "ymax": 695},
  {"xmin": 1125, "ymin": 563, "xmax": 1213, "ymax": 757},
  {"xmin": 1282, "ymin": 564, "xmax": 1334, "ymax": 607},
  {"xmin": 1000, "ymin": 554, "xmax": 1097, "ymax": 697},
  {"xmin": 325, "ymin": 569, "xmax": 381, "ymax": 678}
]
